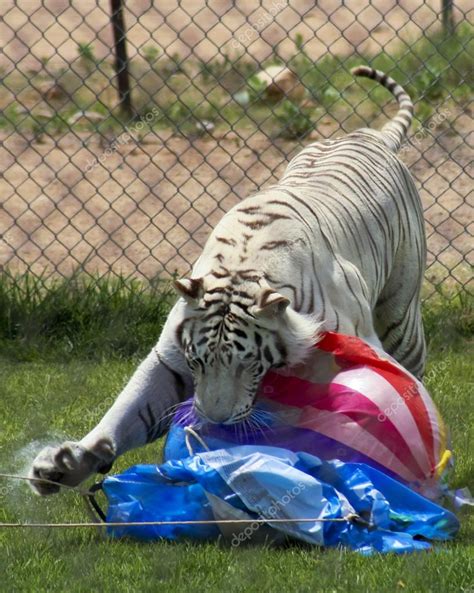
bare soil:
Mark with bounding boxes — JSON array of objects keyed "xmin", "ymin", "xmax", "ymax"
[
  {"xmin": 0, "ymin": 0, "xmax": 472, "ymax": 293},
  {"xmin": 0, "ymin": 112, "xmax": 471, "ymax": 292},
  {"xmin": 0, "ymin": 0, "xmax": 470, "ymax": 69}
]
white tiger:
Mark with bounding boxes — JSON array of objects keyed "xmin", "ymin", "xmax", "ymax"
[{"xmin": 30, "ymin": 66, "xmax": 426, "ymax": 494}]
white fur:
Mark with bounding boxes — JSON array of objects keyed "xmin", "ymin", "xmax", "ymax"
[{"xmin": 281, "ymin": 310, "xmax": 324, "ymax": 366}]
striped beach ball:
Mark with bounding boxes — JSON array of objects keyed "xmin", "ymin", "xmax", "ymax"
[{"xmin": 257, "ymin": 332, "xmax": 451, "ymax": 499}]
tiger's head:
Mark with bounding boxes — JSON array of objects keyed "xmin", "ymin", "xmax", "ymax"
[{"xmin": 174, "ymin": 275, "xmax": 321, "ymax": 424}]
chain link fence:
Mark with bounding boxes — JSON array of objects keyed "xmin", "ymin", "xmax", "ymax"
[{"xmin": 0, "ymin": 1, "xmax": 472, "ymax": 300}]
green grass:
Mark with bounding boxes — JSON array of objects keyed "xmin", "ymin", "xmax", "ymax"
[
  {"xmin": 0, "ymin": 271, "xmax": 471, "ymax": 360},
  {"xmin": 0, "ymin": 272, "xmax": 174, "ymax": 361},
  {"xmin": 0, "ymin": 279, "xmax": 473, "ymax": 592}
]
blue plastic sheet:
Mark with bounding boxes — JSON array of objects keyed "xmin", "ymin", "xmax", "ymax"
[{"xmin": 103, "ymin": 444, "xmax": 459, "ymax": 554}]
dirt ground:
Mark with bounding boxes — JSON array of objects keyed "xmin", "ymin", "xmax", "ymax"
[
  {"xmin": 0, "ymin": 1, "xmax": 472, "ymax": 292},
  {"xmin": 0, "ymin": 0, "xmax": 471, "ymax": 70},
  {"xmin": 0, "ymin": 111, "xmax": 471, "ymax": 290}
]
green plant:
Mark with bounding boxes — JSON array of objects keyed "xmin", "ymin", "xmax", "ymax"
[
  {"xmin": 294, "ymin": 32, "xmax": 305, "ymax": 51},
  {"xmin": 194, "ymin": 100, "xmax": 219, "ymax": 123},
  {"xmin": 275, "ymin": 99, "xmax": 316, "ymax": 139},
  {"xmin": 198, "ymin": 54, "xmax": 232, "ymax": 82},
  {"xmin": 163, "ymin": 101, "xmax": 192, "ymax": 132},
  {"xmin": 77, "ymin": 42, "xmax": 97, "ymax": 72},
  {"xmin": 410, "ymin": 68, "xmax": 444, "ymax": 101},
  {"xmin": 246, "ymin": 73, "xmax": 267, "ymax": 100},
  {"xmin": 142, "ymin": 45, "xmax": 160, "ymax": 65},
  {"xmin": 198, "ymin": 53, "xmax": 257, "ymax": 97},
  {"xmin": 155, "ymin": 52, "xmax": 185, "ymax": 78},
  {"xmin": 413, "ymin": 101, "xmax": 435, "ymax": 130},
  {"xmin": 287, "ymin": 34, "xmax": 330, "ymax": 104}
]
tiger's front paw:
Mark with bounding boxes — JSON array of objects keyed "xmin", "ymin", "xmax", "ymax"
[{"xmin": 28, "ymin": 439, "xmax": 115, "ymax": 496}]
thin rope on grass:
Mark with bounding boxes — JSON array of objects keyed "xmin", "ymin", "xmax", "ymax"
[
  {"xmin": 0, "ymin": 471, "xmax": 362, "ymax": 529},
  {"xmin": 0, "ymin": 516, "xmax": 355, "ymax": 528},
  {"xmin": 0, "ymin": 472, "xmax": 90, "ymax": 495}
]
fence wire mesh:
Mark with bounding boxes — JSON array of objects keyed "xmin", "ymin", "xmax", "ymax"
[{"xmin": 0, "ymin": 1, "xmax": 472, "ymax": 300}]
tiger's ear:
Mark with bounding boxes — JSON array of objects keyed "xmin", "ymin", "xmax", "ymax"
[
  {"xmin": 253, "ymin": 289, "xmax": 290, "ymax": 318},
  {"xmin": 174, "ymin": 277, "xmax": 204, "ymax": 305}
]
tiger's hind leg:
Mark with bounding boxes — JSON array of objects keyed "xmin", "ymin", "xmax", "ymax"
[{"xmin": 374, "ymin": 276, "xmax": 426, "ymax": 380}]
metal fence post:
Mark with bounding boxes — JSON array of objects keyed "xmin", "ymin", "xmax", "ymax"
[
  {"xmin": 110, "ymin": 0, "xmax": 133, "ymax": 118},
  {"xmin": 442, "ymin": 0, "xmax": 455, "ymax": 35}
]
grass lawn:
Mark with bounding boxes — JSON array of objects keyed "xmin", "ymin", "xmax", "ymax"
[{"xmin": 0, "ymin": 295, "xmax": 473, "ymax": 593}]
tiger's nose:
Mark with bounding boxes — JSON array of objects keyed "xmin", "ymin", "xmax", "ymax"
[{"xmin": 194, "ymin": 403, "xmax": 231, "ymax": 424}]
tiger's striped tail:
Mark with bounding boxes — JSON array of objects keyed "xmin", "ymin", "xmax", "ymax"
[{"xmin": 351, "ymin": 66, "xmax": 414, "ymax": 153}]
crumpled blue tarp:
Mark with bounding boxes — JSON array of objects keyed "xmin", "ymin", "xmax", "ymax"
[{"xmin": 103, "ymin": 444, "xmax": 459, "ymax": 554}]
